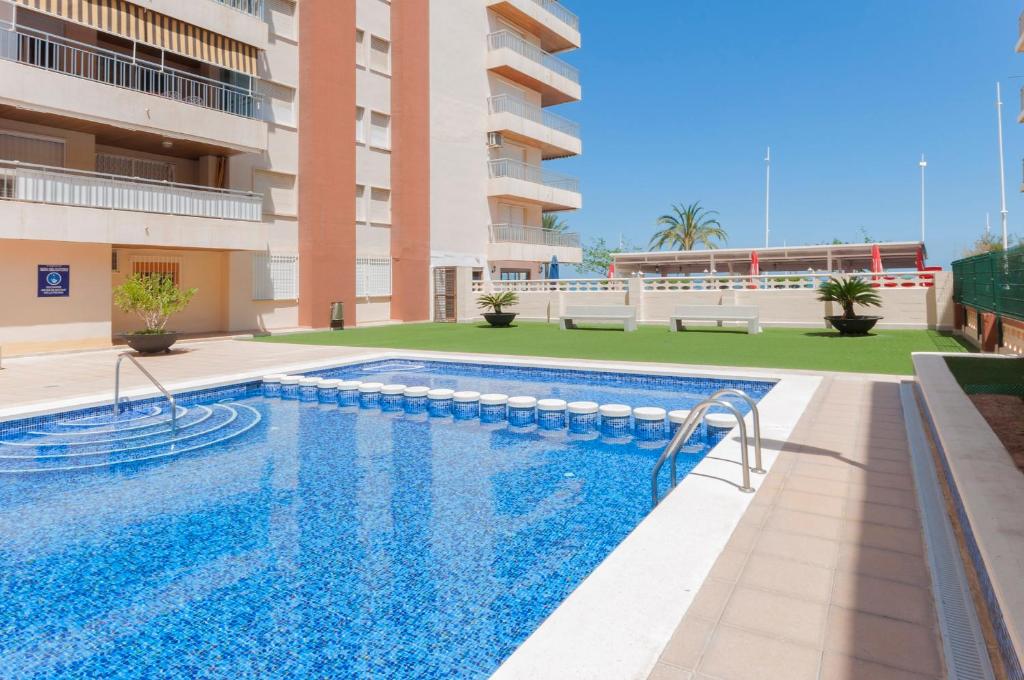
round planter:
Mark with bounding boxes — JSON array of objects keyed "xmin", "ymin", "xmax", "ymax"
[
  {"xmin": 483, "ymin": 312, "xmax": 518, "ymax": 328},
  {"xmin": 120, "ymin": 332, "xmax": 179, "ymax": 353},
  {"xmin": 826, "ymin": 316, "xmax": 882, "ymax": 335}
]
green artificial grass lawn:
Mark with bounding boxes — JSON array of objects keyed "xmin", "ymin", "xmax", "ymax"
[
  {"xmin": 945, "ymin": 355, "xmax": 1024, "ymax": 396},
  {"xmin": 250, "ymin": 322, "xmax": 973, "ymax": 375}
]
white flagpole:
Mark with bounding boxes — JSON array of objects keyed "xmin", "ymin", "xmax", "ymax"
[
  {"xmin": 919, "ymin": 155, "xmax": 927, "ymax": 243},
  {"xmin": 764, "ymin": 147, "xmax": 771, "ymax": 248},
  {"xmin": 997, "ymin": 82, "xmax": 1009, "ymax": 250}
]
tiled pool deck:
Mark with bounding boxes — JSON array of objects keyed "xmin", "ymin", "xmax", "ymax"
[
  {"xmin": 0, "ymin": 341, "xmax": 946, "ymax": 678},
  {"xmin": 649, "ymin": 377, "xmax": 944, "ymax": 680}
]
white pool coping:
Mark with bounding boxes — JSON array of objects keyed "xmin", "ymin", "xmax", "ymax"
[{"xmin": 0, "ymin": 349, "xmax": 821, "ymax": 679}]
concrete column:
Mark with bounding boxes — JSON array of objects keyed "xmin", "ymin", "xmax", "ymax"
[{"xmin": 627, "ymin": 277, "xmax": 644, "ymax": 321}]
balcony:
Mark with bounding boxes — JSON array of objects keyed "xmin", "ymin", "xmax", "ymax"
[
  {"xmin": 488, "ymin": 94, "xmax": 581, "ymax": 159},
  {"xmin": 488, "ymin": 158, "xmax": 582, "ymax": 211},
  {"xmin": 487, "ymin": 31, "xmax": 581, "ymax": 106},
  {"xmin": 0, "ymin": 160, "xmax": 270, "ymax": 249},
  {"xmin": 488, "ymin": 224, "xmax": 583, "ymax": 264},
  {"xmin": 214, "ymin": 0, "xmax": 265, "ymax": 19},
  {"xmin": 487, "ymin": 0, "xmax": 580, "ymax": 53},
  {"xmin": 0, "ymin": 25, "xmax": 267, "ymax": 153}
]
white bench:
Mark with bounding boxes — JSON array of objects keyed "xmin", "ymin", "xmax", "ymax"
[
  {"xmin": 560, "ymin": 305, "xmax": 638, "ymax": 332},
  {"xmin": 669, "ymin": 305, "xmax": 761, "ymax": 334}
]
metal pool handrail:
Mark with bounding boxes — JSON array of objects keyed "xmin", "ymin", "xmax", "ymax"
[
  {"xmin": 651, "ymin": 398, "xmax": 753, "ymax": 507},
  {"xmin": 113, "ymin": 352, "xmax": 177, "ymax": 436},
  {"xmin": 708, "ymin": 388, "xmax": 765, "ymax": 474}
]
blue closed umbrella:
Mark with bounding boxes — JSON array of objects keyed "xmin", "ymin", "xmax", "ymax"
[{"xmin": 549, "ymin": 255, "xmax": 560, "ymax": 280}]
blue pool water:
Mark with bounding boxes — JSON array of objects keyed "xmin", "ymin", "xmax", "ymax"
[{"xmin": 0, "ymin": 361, "xmax": 772, "ymax": 679}]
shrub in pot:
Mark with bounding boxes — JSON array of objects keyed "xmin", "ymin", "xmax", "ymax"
[
  {"xmin": 818, "ymin": 276, "xmax": 883, "ymax": 335},
  {"xmin": 113, "ymin": 274, "xmax": 197, "ymax": 353},
  {"xmin": 477, "ymin": 291, "xmax": 520, "ymax": 328}
]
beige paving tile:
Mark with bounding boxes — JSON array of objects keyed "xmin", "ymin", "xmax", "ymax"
[
  {"xmin": 835, "ymin": 544, "xmax": 931, "ymax": 587},
  {"xmin": 819, "ymin": 651, "xmax": 939, "ymax": 680},
  {"xmin": 830, "ymin": 572, "xmax": 933, "ymax": 625},
  {"xmin": 688, "ymin": 578, "xmax": 735, "ymax": 621},
  {"xmin": 783, "ymin": 475, "xmax": 852, "ymax": 499},
  {"xmin": 790, "ymin": 461, "xmax": 851, "ymax": 483},
  {"xmin": 708, "ymin": 548, "xmax": 749, "ymax": 583},
  {"xmin": 853, "ymin": 471, "xmax": 915, "ymax": 491},
  {"xmin": 659, "ymin": 616, "xmax": 715, "ymax": 670},
  {"xmin": 824, "ymin": 606, "xmax": 942, "ymax": 676},
  {"xmin": 752, "ymin": 528, "xmax": 840, "ymax": 569},
  {"xmin": 775, "ymin": 488, "xmax": 846, "ymax": 519},
  {"xmin": 698, "ymin": 626, "xmax": 821, "ymax": 680},
  {"xmin": 725, "ymin": 524, "xmax": 759, "ymax": 554},
  {"xmin": 738, "ymin": 502, "xmax": 770, "ymax": 528},
  {"xmin": 844, "ymin": 499, "xmax": 920, "ymax": 530},
  {"xmin": 737, "ymin": 553, "xmax": 834, "ymax": 602},
  {"xmin": 845, "ymin": 484, "xmax": 919, "ymax": 510},
  {"xmin": 648, "ymin": 661, "xmax": 694, "ymax": 680},
  {"xmin": 764, "ymin": 507, "xmax": 844, "ymax": 540},
  {"xmin": 721, "ymin": 586, "xmax": 828, "ymax": 646},
  {"xmin": 840, "ymin": 522, "xmax": 924, "ymax": 557}
]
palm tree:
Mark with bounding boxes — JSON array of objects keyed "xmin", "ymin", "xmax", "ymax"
[
  {"xmin": 817, "ymin": 277, "xmax": 882, "ymax": 320},
  {"xmin": 542, "ymin": 213, "xmax": 570, "ymax": 233},
  {"xmin": 648, "ymin": 202, "xmax": 727, "ymax": 251}
]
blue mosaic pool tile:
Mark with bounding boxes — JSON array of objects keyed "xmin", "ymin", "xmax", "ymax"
[
  {"xmin": 600, "ymin": 415, "xmax": 631, "ymax": 437},
  {"xmin": 568, "ymin": 412, "xmax": 599, "ymax": 434},
  {"xmin": 453, "ymin": 401, "xmax": 480, "ymax": 420},
  {"xmin": 337, "ymin": 389, "xmax": 359, "ymax": 407},
  {"xmin": 381, "ymin": 394, "xmax": 405, "ymax": 412},
  {"xmin": 635, "ymin": 418, "xmax": 667, "ymax": 441},
  {"xmin": 480, "ymin": 404, "xmax": 506, "ymax": 423},
  {"xmin": 359, "ymin": 392, "xmax": 381, "ymax": 409},
  {"xmin": 508, "ymin": 407, "xmax": 536, "ymax": 427},
  {"xmin": 262, "ymin": 383, "xmax": 281, "ymax": 398},
  {"xmin": 317, "ymin": 387, "xmax": 338, "ymax": 404},
  {"xmin": 404, "ymin": 396, "xmax": 427, "ymax": 414},
  {"xmin": 281, "ymin": 384, "xmax": 299, "ymax": 400},
  {"xmin": 299, "ymin": 386, "xmax": 319, "ymax": 402},
  {"xmin": 428, "ymin": 398, "xmax": 453, "ymax": 418},
  {"xmin": 538, "ymin": 410, "xmax": 566, "ymax": 430}
]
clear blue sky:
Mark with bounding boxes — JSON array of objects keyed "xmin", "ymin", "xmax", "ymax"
[{"xmin": 549, "ymin": 0, "xmax": 1023, "ymax": 269}]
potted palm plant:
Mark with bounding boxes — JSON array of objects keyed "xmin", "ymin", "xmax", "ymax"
[
  {"xmin": 113, "ymin": 274, "xmax": 197, "ymax": 353},
  {"xmin": 477, "ymin": 291, "xmax": 519, "ymax": 328},
  {"xmin": 818, "ymin": 276, "xmax": 883, "ymax": 335}
]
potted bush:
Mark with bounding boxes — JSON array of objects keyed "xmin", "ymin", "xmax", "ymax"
[
  {"xmin": 818, "ymin": 276, "xmax": 883, "ymax": 335},
  {"xmin": 113, "ymin": 274, "xmax": 197, "ymax": 353},
  {"xmin": 477, "ymin": 291, "xmax": 519, "ymax": 328}
]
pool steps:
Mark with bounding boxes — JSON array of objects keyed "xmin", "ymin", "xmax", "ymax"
[{"xmin": 263, "ymin": 375, "xmax": 741, "ymax": 440}]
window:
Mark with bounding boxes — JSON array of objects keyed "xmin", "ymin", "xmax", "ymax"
[
  {"xmin": 259, "ymin": 80, "xmax": 296, "ymax": 127},
  {"xmin": 253, "ymin": 253, "xmax": 299, "ymax": 301},
  {"xmin": 369, "ymin": 36, "xmax": 390, "ymax": 74},
  {"xmin": 369, "ymin": 111, "xmax": 390, "ymax": 149},
  {"xmin": 356, "ymin": 107, "xmax": 366, "ymax": 143},
  {"xmin": 355, "ymin": 185, "xmax": 366, "ymax": 221},
  {"xmin": 96, "ymin": 153, "xmax": 175, "ymax": 182},
  {"xmin": 0, "ymin": 131, "xmax": 65, "ymax": 166},
  {"xmin": 355, "ymin": 30, "xmax": 366, "ymax": 68},
  {"xmin": 369, "ymin": 187, "xmax": 391, "ymax": 224},
  {"xmin": 355, "ymin": 257, "xmax": 392, "ymax": 297},
  {"xmin": 131, "ymin": 256, "xmax": 181, "ymax": 285},
  {"xmin": 500, "ymin": 270, "xmax": 530, "ymax": 281}
]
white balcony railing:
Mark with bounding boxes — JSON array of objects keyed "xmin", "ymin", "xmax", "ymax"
[
  {"xmin": 474, "ymin": 278, "xmax": 627, "ymax": 293},
  {"xmin": 527, "ymin": 0, "xmax": 579, "ymax": 31},
  {"xmin": 487, "ymin": 30, "xmax": 580, "ymax": 84},
  {"xmin": 0, "ymin": 24, "xmax": 262, "ymax": 119},
  {"xmin": 0, "ymin": 160, "xmax": 263, "ymax": 222},
  {"xmin": 488, "ymin": 158, "xmax": 580, "ymax": 193},
  {"xmin": 488, "ymin": 94, "xmax": 580, "ymax": 138},
  {"xmin": 640, "ymin": 272, "xmax": 941, "ymax": 291},
  {"xmin": 489, "ymin": 223, "xmax": 581, "ymax": 248},
  {"xmin": 213, "ymin": 0, "xmax": 265, "ymax": 19}
]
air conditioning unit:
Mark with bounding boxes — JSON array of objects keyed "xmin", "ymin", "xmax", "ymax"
[{"xmin": 487, "ymin": 131, "xmax": 503, "ymax": 148}]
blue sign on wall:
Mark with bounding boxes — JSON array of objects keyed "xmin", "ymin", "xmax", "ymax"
[{"xmin": 37, "ymin": 265, "xmax": 70, "ymax": 298}]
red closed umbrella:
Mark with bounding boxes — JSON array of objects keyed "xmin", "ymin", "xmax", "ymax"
[
  {"xmin": 870, "ymin": 244, "xmax": 883, "ymax": 273},
  {"xmin": 749, "ymin": 251, "xmax": 760, "ymax": 288}
]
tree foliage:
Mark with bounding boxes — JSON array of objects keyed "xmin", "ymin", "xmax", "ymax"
[
  {"xmin": 817, "ymin": 277, "xmax": 882, "ymax": 320},
  {"xmin": 542, "ymin": 213, "xmax": 570, "ymax": 233},
  {"xmin": 578, "ymin": 237, "xmax": 640, "ymax": 276},
  {"xmin": 649, "ymin": 202, "xmax": 727, "ymax": 251},
  {"xmin": 476, "ymin": 292, "xmax": 519, "ymax": 313},
  {"xmin": 113, "ymin": 274, "xmax": 197, "ymax": 333}
]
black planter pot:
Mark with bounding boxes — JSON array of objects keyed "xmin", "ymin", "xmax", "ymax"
[
  {"xmin": 826, "ymin": 316, "xmax": 882, "ymax": 335},
  {"xmin": 482, "ymin": 312, "xmax": 518, "ymax": 328},
  {"xmin": 120, "ymin": 332, "xmax": 179, "ymax": 353}
]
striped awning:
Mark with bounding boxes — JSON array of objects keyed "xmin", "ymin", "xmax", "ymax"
[{"xmin": 13, "ymin": 0, "xmax": 259, "ymax": 75}]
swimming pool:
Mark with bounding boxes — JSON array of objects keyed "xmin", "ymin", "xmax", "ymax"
[{"xmin": 0, "ymin": 360, "xmax": 773, "ymax": 679}]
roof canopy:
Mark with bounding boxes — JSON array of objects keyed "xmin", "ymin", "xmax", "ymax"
[{"xmin": 611, "ymin": 241, "xmax": 927, "ymax": 276}]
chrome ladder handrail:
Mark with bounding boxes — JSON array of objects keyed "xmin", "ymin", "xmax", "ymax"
[
  {"xmin": 651, "ymin": 397, "xmax": 756, "ymax": 507},
  {"xmin": 113, "ymin": 352, "xmax": 177, "ymax": 435},
  {"xmin": 708, "ymin": 388, "xmax": 766, "ymax": 474}
]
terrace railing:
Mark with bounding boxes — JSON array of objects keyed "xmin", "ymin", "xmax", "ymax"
[
  {"xmin": 528, "ymin": 0, "xmax": 579, "ymax": 31},
  {"xmin": 213, "ymin": 0, "xmax": 265, "ymax": 19},
  {"xmin": 0, "ymin": 160, "xmax": 264, "ymax": 222},
  {"xmin": 641, "ymin": 272, "xmax": 939, "ymax": 291},
  {"xmin": 474, "ymin": 278, "xmax": 626, "ymax": 293},
  {"xmin": 487, "ymin": 30, "xmax": 580, "ymax": 83},
  {"xmin": 488, "ymin": 94, "xmax": 580, "ymax": 138},
  {"xmin": 953, "ymin": 246, "xmax": 1024, "ymax": 322},
  {"xmin": 0, "ymin": 24, "xmax": 262, "ymax": 119},
  {"xmin": 488, "ymin": 158, "xmax": 580, "ymax": 193},
  {"xmin": 489, "ymin": 223, "xmax": 582, "ymax": 248}
]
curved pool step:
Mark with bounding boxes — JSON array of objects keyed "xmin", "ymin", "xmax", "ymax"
[
  {"xmin": 42, "ymin": 404, "xmax": 188, "ymax": 434},
  {"xmin": 0, "ymin": 404, "xmax": 262, "ymax": 474},
  {"xmin": 3, "ymin": 407, "xmax": 213, "ymax": 448}
]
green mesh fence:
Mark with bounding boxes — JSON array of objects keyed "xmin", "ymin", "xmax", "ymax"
[{"xmin": 952, "ymin": 245, "xmax": 1024, "ymax": 321}]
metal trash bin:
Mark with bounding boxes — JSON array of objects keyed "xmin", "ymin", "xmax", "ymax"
[{"xmin": 330, "ymin": 302, "xmax": 345, "ymax": 330}]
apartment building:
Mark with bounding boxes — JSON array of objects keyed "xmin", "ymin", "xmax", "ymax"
[{"xmin": 0, "ymin": 0, "xmax": 581, "ymax": 353}]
